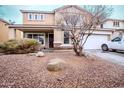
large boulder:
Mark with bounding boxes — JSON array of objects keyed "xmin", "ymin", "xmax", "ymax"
[
  {"xmin": 35, "ymin": 51, "xmax": 45, "ymax": 57},
  {"xmin": 47, "ymin": 58, "xmax": 67, "ymax": 71}
]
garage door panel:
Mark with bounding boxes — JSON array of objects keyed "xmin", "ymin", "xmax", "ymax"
[{"xmin": 84, "ymin": 35, "xmax": 108, "ymax": 49}]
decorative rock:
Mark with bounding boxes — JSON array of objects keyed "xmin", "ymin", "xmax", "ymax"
[
  {"xmin": 35, "ymin": 52, "xmax": 45, "ymax": 57},
  {"xmin": 47, "ymin": 58, "xmax": 67, "ymax": 71}
]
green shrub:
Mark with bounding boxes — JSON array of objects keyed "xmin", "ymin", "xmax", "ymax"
[
  {"xmin": 0, "ymin": 39, "xmax": 40, "ymax": 54},
  {"xmin": 0, "ymin": 43, "xmax": 5, "ymax": 53}
]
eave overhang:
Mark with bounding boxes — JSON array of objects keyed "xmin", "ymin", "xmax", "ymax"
[{"xmin": 9, "ymin": 24, "xmax": 56, "ymax": 31}]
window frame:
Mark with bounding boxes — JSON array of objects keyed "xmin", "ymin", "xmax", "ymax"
[
  {"xmin": 39, "ymin": 14, "xmax": 44, "ymax": 20},
  {"xmin": 28, "ymin": 13, "xmax": 44, "ymax": 21},
  {"xmin": 113, "ymin": 21, "xmax": 120, "ymax": 27},
  {"xmin": 28, "ymin": 13, "xmax": 34, "ymax": 20},
  {"xmin": 64, "ymin": 31, "xmax": 70, "ymax": 44},
  {"xmin": 34, "ymin": 14, "xmax": 38, "ymax": 20},
  {"xmin": 25, "ymin": 33, "xmax": 45, "ymax": 45}
]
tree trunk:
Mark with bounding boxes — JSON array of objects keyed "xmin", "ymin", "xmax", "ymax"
[{"xmin": 73, "ymin": 45, "xmax": 85, "ymax": 56}]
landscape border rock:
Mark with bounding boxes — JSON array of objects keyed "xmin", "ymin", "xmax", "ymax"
[{"xmin": 35, "ymin": 51, "xmax": 45, "ymax": 57}]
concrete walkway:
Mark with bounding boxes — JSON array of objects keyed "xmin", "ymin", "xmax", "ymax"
[{"xmin": 85, "ymin": 50, "xmax": 124, "ymax": 66}]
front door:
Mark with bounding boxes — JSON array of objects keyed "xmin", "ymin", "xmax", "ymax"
[{"xmin": 49, "ymin": 34, "xmax": 54, "ymax": 48}]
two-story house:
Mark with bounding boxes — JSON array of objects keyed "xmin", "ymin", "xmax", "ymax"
[{"xmin": 1, "ymin": 5, "xmax": 124, "ymax": 49}]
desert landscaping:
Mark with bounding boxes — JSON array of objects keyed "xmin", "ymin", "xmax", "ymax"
[{"xmin": 0, "ymin": 50, "xmax": 124, "ymax": 88}]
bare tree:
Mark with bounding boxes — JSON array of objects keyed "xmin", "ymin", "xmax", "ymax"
[{"xmin": 57, "ymin": 5, "xmax": 113, "ymax": 56}]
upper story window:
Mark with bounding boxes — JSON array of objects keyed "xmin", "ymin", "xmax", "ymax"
[
  {"xmin": 113, "ymin": 21, "xmax": 120, "ymax": 27},
  {"xmin": 40, "ymin": 14, "xmax": 44, "ymax": 20},
  {"xmin": 28, "ymin": 13, "xmax": 44, "ymax": 21},
  {"xmin": 35, "ymin": 14, "xmax": 38, "ymax": 20},
  {"xmin": 28, "ymin": 13, "xmax": 34, "ymax": 20}
]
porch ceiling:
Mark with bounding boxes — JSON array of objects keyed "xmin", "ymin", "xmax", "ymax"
[{"xmin": 9, "ymin": 24, "xmax": 55, "ymax": 31}]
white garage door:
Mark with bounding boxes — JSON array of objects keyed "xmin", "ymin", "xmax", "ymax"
[{"xmin": 84, "ymin": 34, "xmax": 109, "ymax": 49}]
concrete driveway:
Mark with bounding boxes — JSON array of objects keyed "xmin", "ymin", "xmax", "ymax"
[{"xmin": 85, "ymin": 50, "xmax": 124, "ymax": 66}]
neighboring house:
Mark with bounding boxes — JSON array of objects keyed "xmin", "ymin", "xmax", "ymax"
[
  {"xmin": 0, "ymin": 18, "xmax": 10, "ymax": 43},
  {"xmin": 1, "ymin": 5, "xmax": 124, "ymax": 49},
  {"xmin": 0, "ymin": 18, "xmax": 23, "ymax": 43}
]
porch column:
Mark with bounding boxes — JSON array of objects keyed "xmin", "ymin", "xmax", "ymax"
[
  {"xmin": 16, "ymin": 29, "xmax": 24, "ymax": 39},
  {"xmin": 8, "ymin": 28, "xmax": 15, "ymax": 40},
  {"xmin": 53, "ymin": 29, "xmax": 63, "ymax": 48}
]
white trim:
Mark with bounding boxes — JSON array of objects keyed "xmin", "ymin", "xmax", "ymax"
[
  {"xmin": 48, "ymin": 33, "xmax": 54, "ymax": 48},
  {"xmin": 20, "ymin": 31, "xmax": 23, "ymax": 39},
  {"xmin": 28, "ymin": 13, "xmax": 34, "ymax": 20},
  {"xmin": 53, "ymin": 41, "xmax": 63, "ymax": 43},
  {"xmin": 39, "ymin": 14, "xmax": 45, "ymax": 21},
  {"xmin": 60, "ymin": 44, "xmax": 73, "ymax": 48},
  {"xmin": 28, "ymin": 13, "xmax": 44, "ymax": 21},
  {"xmin": 25, "ymin": 33, "xmax": 45, "ymax": 46},
  {"xmin": 34, "ymin": 14, "xmax": 38, "ymax": 20}
]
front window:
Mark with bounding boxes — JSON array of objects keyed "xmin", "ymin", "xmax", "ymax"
[
  {"xmin": 26, "ymin": 33, "xmax": 45, "ymax": 45},
  {"xmin": 64, "ymin": 31, "xmax": 69, "ymax": 44},
  {"xmin": 27, "ymin": 34, "xmax": 32, "ymax": 38},
  {"xmin": 38, "ymin": 34, "xmax": 44, "ymax": 45}
]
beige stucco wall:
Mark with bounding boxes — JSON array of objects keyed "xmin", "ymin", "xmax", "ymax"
[
  {"xmin": 8, "ymin": 28, "xmax": 23, "ymax": 40},
  {"xmin": 23, "ymin": 13, "xmax": 55, "ymax": 25},
  {"xmin": 0, "ymin": 21, "xmax": 22, "ymax": 42},
  {"xmin": 0, "ymin": 21, "xmax": 9, "ymax": 42}
]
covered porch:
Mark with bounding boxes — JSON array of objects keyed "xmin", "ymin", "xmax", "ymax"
[{"xmin": 9, "ymin": 25, "xmax": 55, "ymax": 48}]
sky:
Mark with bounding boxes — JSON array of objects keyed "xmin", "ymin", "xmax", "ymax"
[{"xmin": 0, "ymin": 5, "xmax": 124, "ymax": 24}]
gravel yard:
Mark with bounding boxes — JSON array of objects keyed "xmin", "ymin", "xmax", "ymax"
[{"xmin": 0, "ymin": 50, "xmax": 124, "ymax": 88}]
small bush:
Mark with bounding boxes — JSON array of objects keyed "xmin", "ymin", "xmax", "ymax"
[{"xmin": 0, "ymin": 39, "xmax": 40, "ymax": 54}]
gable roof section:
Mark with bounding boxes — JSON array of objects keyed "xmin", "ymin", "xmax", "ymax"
[
  {"xmin": 20, "ymin": 10, "xmax": 54, "ymax": 14},
  {"xmin": 54, "ymin": 5, "xmax": 90, "ymax": 14},
  {"xmin": 20, "ymin": 5, "xmax": 90, "ymax": 14}
]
